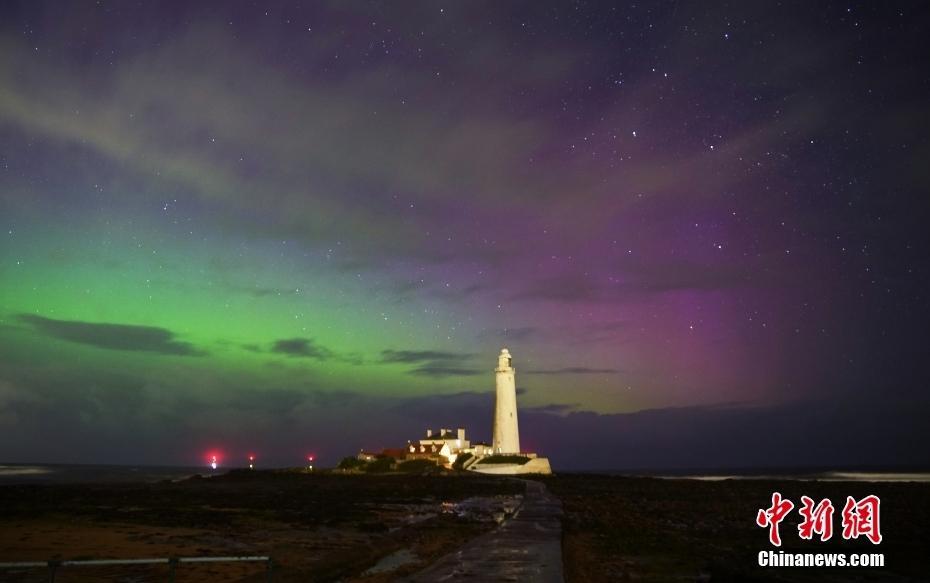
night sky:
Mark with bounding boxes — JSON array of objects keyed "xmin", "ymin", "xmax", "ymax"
[{"xmin": 1, "ymin": 2, "xmax": 928, "ymax": 470}]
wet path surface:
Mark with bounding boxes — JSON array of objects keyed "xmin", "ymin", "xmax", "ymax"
[{"xmin": 403, "ymin": 479, "xmax": 563, "ymax": 582}]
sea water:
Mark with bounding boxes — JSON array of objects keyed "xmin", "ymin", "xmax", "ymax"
[{"xmin": 0, "ymin": 463, "xmax": 203, "ymax": 485}]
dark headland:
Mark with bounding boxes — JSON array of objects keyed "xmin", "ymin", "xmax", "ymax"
[{"xmin": 1, "ymin": 468, "xmax": 928, "ymax": 582}]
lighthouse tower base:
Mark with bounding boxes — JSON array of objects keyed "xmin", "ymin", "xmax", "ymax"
[{"xmin": 468, "ymin": 456, "xmax": 552, "ymax": 475}]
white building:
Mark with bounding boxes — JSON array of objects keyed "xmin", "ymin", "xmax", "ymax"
[
  {"xmin": 408, "ymin": 427, "xmax": 470, "ymax": 465},
  {"xmin": 492, "ymin": 348, "xmax": 520, "ymax": 454}
]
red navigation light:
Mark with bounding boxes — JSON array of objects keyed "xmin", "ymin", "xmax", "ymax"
[
  {"xmin": 248, "ymin": 454, "xmax": 255, "ymax": 461},
  {"xmin": 307, "ymin": 455, "xmax": 314, "ymax": 462}
]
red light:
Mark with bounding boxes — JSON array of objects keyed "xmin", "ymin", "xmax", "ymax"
[
  {"xmin": 248, "ymin": 455, "xmax": 255, "ymax": 461},
  {"xmin": 307, "ymin": 455, "xmax": 314, "ymax": 462}
]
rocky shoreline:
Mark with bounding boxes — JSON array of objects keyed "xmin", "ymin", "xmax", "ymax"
[{"xmin": 2, "ymin": 471, "xmax": 928, "ymax": 581}]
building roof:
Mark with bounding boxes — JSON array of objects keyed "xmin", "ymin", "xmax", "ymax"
[
  {"xmin": 413, "ymin": 442, "xmax": 448, "ymax": 453},
  {"xmin": 421, "ymin": 432, "xmax": 457, "ymax": 441}
]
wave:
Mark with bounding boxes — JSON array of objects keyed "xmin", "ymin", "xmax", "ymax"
[
  {"xmin": 656, "ymin": 472, "xmax": 930, "ymax": 483},
  {"xmin": 0, "ymin": 465, "xmax": 54, "ymax": 476},
  {"xmin": 0, "ymin": 463, "xmax": 200, "ymax": 484}
]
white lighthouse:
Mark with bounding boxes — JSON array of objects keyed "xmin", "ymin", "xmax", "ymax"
[{"xmin": 492, "ymin": 348, "xmax": 521, "ymax": 454}]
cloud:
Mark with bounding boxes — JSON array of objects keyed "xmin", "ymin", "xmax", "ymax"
[
  {"xmin": 17, "ymin": 314, "xmax": 203, "ymax": 356},
  {"xmin": 409, "ymin": 365, "xmax": 480, "ymax": 377},
  {"xmin": 380, "ymin": 349, "xmax": 479, "ymax": 378},
  {"xmin": 388, "ymin": 390, "xmax": 493, "ymax": 420},
  {"xmin": 0, "ymin": 22, "xmax": 561, "ymax": 266},
  {"xmin": 478, "ymin": 323, "xmax": 629, "ymax": 347},
  {"xmin": 380, "ymin": 350, "xmax": 465, "ymax": 363},
  {"xmin": 525, "ymin": 403, "xmax": 580, "ymax": 415},
  {"xmin": 2, "ymin": 341, "xmax": 927, "ymax": 471},
  {"xmin": 245, "ymin": 338, "xmax": 359, "ymax": 364},
  {"xmin": 381, "ymin": 349, "xmax": 614, "ymax": 377},
  {"xmin": 518, "ymin": 395, "xmax": 930, "ymax": 471},
  {"xmin": 271, "ymin": 338, "xmax": 333, "ymax": 360},
  {"xmin": 0, "ymin": 379, "xmax": 47, "ymax": 427},
  {"xmin": 526, "ymin": 367, "xmax": 620, "ymax": 375}
]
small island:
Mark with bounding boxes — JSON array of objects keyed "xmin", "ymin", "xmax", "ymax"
[{"xmin": 341, "ymin": 348, "xmax": 552, "ymax": 475}]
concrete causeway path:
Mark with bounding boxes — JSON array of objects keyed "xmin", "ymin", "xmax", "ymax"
[{"xmin": 403, "ymin": 479, "xmax": 564, "ymax": 582}]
